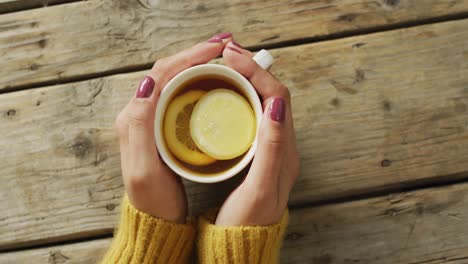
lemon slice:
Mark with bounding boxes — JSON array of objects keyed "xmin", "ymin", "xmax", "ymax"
[
  {"xmin": 190, "ymin": 88, "xmax": 256, "ymax": 160},
  {"xmin": 164, "ymin": 90, "xmax": 216, "ymax": 166}
]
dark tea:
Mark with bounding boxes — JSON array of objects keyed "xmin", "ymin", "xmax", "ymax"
[{"xmin": 161, "ymin": 74, "xmax": 256, "ymax": 176}]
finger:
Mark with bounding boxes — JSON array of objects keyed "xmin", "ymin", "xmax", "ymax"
[
  {"xmin": 246, "ymin": 97, "xmax": 286, "ymax": 190},
  {"xmin": 126, "ymin": 93, "xmax": 160, "ymax": 183},
  {"xmin": 224, "ymin": 41, "xmax": 254, "ymax": 58},
  {"xmin": 223, "ymin": 43, "xmax": 287, "ymax": 100},
  {"xmin": 115, "ymin": 102, "xmax": 133, "ymax": 176},
  {"xmin": 115, "ymin": 75, "xmax": 159, "ymax": 180},
  {"xmin": 148, "ymin": 32, "xmax": 233, "ymax": 94}
]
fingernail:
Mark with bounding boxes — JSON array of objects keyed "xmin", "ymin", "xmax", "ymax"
[
  {"xmin": 208, "ymin": 37, "xmax": 222, "ymax": 43},
  {"xmin": 232, "ymin": 40, "xmax": 243, "ymax": 48},
  {"xmin": 227, "ymin": 46, "xmax": 242, "ymax": 54},
  {"xmin": 208, "ymin": 32, "xmax": 232, "ymax": 43},
  {"xmin": 136, "ymin": 76, "xmax": 155, "ymax": 98},
  {"xmin": 269, "ymin": 97, "xmax": 285, "ymax": 122}
]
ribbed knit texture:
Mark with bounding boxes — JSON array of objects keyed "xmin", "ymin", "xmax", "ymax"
[
  {"xmin": 196, "ymin": 209, "xmax": 289, "ymax": 264},
  {"xmin": 100, "ymin": 196, "xmax": 196, "ymax": 264}
]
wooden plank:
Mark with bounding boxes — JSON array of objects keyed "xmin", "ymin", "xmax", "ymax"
[
  {"xmin": 0, "ymin": 239, "xmax": 110, "ymax": 263},
  {"xmin": 3, "ymin": 182, "xmax": 468, "ymax": 263},
  {"xmin": 1, "ymin": 18, "xmax": 468, "ymax": 250},
  {"xmin": 0, "ymin": 0, "xmax": 78, "ymax": 14},
  {"xmin": 283, "ymin": 185, "xmax": 468, "ymax": 263},
  {"xmin": 1, "ymin": 0, "xmax": 468, "ymax": 90}
]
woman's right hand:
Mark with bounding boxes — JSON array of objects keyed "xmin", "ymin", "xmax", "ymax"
[
  {"xmin": 215, "ymin": 42, "xmax": 300, "ymax": 226},
  {"xmin": 114, "ymin": 33, "xmax": 233, "ymax": 223}
]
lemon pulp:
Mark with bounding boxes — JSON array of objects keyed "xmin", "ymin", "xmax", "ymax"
[
  {"xmin": 163, "ymin": 90, "xmax": 216, "ymax": 166},
  {"xmin": 190, "ymin": 88, "xmax": 256, "ymax": 160}
]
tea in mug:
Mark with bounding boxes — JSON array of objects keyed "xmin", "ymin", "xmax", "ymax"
[{"xmin": 162, "ymin": 75, "xmax": 256, "ymax": 175}]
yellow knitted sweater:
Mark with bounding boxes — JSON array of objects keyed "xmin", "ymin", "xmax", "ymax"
[{"xmin": 101, "ymin": 196, "xmax": 288, "ymax": 264}]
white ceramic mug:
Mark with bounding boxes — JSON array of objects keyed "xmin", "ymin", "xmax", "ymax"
[{"xmin": 154, "ymin": 50, "xmax": 273, "ymax": 183}]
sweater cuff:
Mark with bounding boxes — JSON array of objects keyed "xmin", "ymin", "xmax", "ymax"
[
  {"xmin": 101, "ymin": 196, "xmax": 195, "ymax": 264},
  {"xmin": 196, "ymin": 209, "xmax": 289, "ymax": 264}
]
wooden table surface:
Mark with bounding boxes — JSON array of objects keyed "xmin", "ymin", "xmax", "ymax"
[{"xmin": 1, "ymin": 0, "xmax": 468, "ymax": 263}]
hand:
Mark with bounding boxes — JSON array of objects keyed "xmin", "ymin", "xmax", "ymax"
[
  {"xmin": 215, "ymin": 42, "xmax": 300, "ymax": 226},
  {"xmin": 115, "ymin": 33, "xmax": 233, "ymax": 223}
]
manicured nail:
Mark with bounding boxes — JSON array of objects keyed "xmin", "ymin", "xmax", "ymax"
[
  {"xmin": 214, "ymin": 32, "xmax": 232, "ymax": 39},
  {"xmin": 227, "ymin": 46, "xmax": 242, "ymax": 54},
  {"xmin": 208, "ymin": 37, "xmax": 222, "ymax": 43},
  {"xmin": 269, "ymin": 97, "xmax": 285, "ymax": 122},
  {"xmin": 136, "ymin": 76, "xmax": 155, "ymax": 98},
  {"xmin": 208, "ymin": 32, "xmax": 232, "ymax": 43},
  {"xmin": 232, "ymin": 40, "xmax": 243, "ymax": 48}
]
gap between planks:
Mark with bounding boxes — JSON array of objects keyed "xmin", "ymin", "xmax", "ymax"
[
  {"xmin": 3, "ymin": 171, "xmax": 468, "ymax": 254},
  {"xmin": 4, "ymin": 180, "xmax": 468, "ymax": 263},
  {"xmin": 2, "ymin": 10, "xmax": 468, "ymax": 95},
  {"xmin": 0, "ymin": 0, "xmax": 83, "ymax": 15},
  {"xmin": 290, "ymin": 171, "xmax": 468, "ymax": 210}
]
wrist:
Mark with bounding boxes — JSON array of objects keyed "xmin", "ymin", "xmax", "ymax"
[
  {"xmin": 215, "ymin": 206, "xmax": 286, "ymax": 226},
  {"xmin": 127, "ymin": 193, "xmax": 187, "ymax": 224}
]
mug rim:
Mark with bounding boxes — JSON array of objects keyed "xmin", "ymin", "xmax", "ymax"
[{"xmin": 154, "ymin": 64, "xmax": 262, "ymax": 183}]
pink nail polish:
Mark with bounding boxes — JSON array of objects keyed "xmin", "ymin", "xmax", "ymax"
[
  {"xmin": 232, "ymin": 40, "xmax": 243, "ymax": 48},
  {"xmin": 227, "ymin": 46, "xmax": 242, "ymax": 54},
  {"xmin": 208, "ymin": 32, "xmax": 232, "ymax": 43},
  {"xmin": 208, "ymin": 38, "xmax": 223, "ymax": 43},
  {"xmin": 270, "ymin": 97, "xmax": 285, "ymax": 122},
  {"xmin": 214, "ymin": 32, "xmax": 232, "ymax": 39},
  {"xmin": 136, "ymin": 76, "xmax": 155, "ymax": 98}
]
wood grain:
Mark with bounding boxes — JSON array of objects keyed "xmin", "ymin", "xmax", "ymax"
[
  {"xmin": 0, "ymin": 0, "xmax": 78, "ymax": 14},
  {"xmin": 1, "ymin": 18, "xmax": 468, "ymax": 250},
  {"xmin": 284, "ymin": 183, "xmax": 468, "ymax": 263},
  {"xmin": 0, "ymin": 238, "xmax": 110, "ymax": 263},
  {"xmin": 1, "ymin": 0, "xmax": 468, "ymax": 90},
  {"xmin": 3, "ymin": 183, "xmax": 468, "ymax": 263}
]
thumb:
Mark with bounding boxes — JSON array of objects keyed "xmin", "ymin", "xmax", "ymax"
[
  {"xmin": 246, "ymin": 97, "xmax": 286, "ymax": 189},
  {"xmin": 126, "ymin": 76, "xmax": 160, "ymax": 178}
]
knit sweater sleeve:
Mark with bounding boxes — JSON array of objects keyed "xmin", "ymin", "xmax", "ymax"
[
  {"xmin": 196, "ymin": 209, "xmax": 289, "ymax": 264},
  {"xmin": 100, "ymin": 196, "xmax": 195, "ymax": 264}
]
